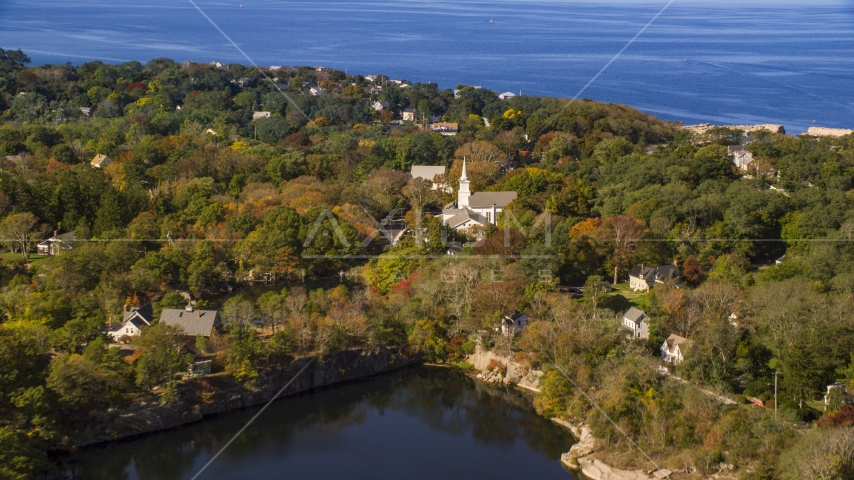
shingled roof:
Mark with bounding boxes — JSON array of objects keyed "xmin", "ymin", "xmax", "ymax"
[
  {"xmin": 159, "ymin": 307, "xmax": 220, "ymax": 337},
  {"xmin": 469, "ymin": 191, "xmax": 517, "ymax": 208},
  {"xmin": 624, "ymin": 307, "xmax": 646, "ymax": 324}
]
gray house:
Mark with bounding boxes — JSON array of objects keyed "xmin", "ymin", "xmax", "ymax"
[
  {"xmin": 622, "ymin": 307, "xmax": 649, "ymax": 340},
  {"xmin": 160, "ymin": 304, "xmax": 221, "ymax": 337}
]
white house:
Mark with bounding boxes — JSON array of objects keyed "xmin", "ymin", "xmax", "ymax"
[
  {"xmin": 252, "ymin": 111, "xmax": 271, "ymax": 121},
  {"xmin": 622, "ymin": 307, "xmax": 649, "ymax": 340},
  {"xmin": 498, "ymin": 91, "xmax": 516, "ymax": 100},
  {"xmin": 369, "ymin": 86, "xmax": 383, "ymax": 95},
  {"xmin": 402, "ymin": 108, "xmax": 417, "ymax": 121},
  {"xmin": 108, "ymin": 304, "xmax": 154, "ymax": 342},
  {"xmin": 441, "ymin": 160, "xmax": 517, "ymax": 231},
  {"xmin": 728, "ymin": 145, "xmax": 754, "ymax": 172},
  {"xmin": 498, "ymin": 311, "xmax": 528, "ymax": 337},
  {"xmin": 36, "ymin": 231, "xmax": 74, "ymax": 256},
  {"xmin": 90, "ymin": 154, "xmax": 111, "ymax": 168},
  {"xmin": 661, "ymin": 334, "xmax": 689, "ymax": 364},
  {"xmin": 309, "ymin": 86, "xmax": 328, "ymax": 96},
  {"xmin": 372, "ymin": 101, "xmax": 388, "ymax": 111},
  {"xmin": 364, "ymin": 75, "xmax": 378, "ymax": 82},
  {"xmin": 431, "ymin": 122, "xmax": 459, "ymax": 136},
  {"xmin": 629, "ymin": 264, "xmax": 681, "ymax": 292}
]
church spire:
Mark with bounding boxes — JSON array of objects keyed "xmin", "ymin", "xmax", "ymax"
[{"xmin": 458, "ymin": 158, "xmax": 471, "ymax": 208}]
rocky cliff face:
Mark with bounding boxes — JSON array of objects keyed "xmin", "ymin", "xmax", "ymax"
[
  {"xmin": 75, "ymin": 347, "xmax": 417, "ymax": 447},
  {"xmin": 467, "ymin": 346, "xmax": 542, "ymax": 392}
]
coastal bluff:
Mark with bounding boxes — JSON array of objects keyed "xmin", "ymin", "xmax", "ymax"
[{"xmin": 73, "ymin": 347, "xmax": 417, "ymax": 447}]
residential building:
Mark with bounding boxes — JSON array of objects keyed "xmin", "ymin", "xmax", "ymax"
[
  {"xmin": 159, "ymin": 304, "xmax": 221, "ymax": 337},
  {"xmin": 661, "ymin": 334, "xmax": 688, "ymax": 364},
  {"xmin": 108, "ymin": 303, "xmax": 154, "ymax": 341},
  {"xmin": 728, "ymin": 145, "xmax": 754, "ymax": 172},
  {"xmin": 252, "ymin": 111, "xmax": 271, "ymax": 121},
  {"xmin": 90, "ymin": 154, "xmax": 111, "ymax": 168},
  {"xmin": 441, "ymin": 160, "xmax": 517, "ymax": 231},
  {"xmin": 629, "ymin": 264, "xmax": 681, "ymax": 292},
  {"xmin": 36, "ymin": 231, "xmax": 74, "ymax": 256},
  {"xmin": 498, "ymin": 91, "xmax": 516, "ymax": 100},
  {"xmin": 622, "ymin": 307, "xmax": 649, "ymax": 340},
  {"xmin": 309, "ymin": 86, "xmax": 328, "ymax": 96},
  {"xmin": 402, "ymin": 108, "xmax": 417, "ymax": 121},
  {"xmin": 431, "ymin": 122, "xmax": 459, "ymax": 136},
  {"xmin": 79, "ymin": 107, "xmax": 92, "ymax": 116},
  {"xmin": 372, "ymin": 101, "xmax": 388, "ymax": 111},
  {"xmin": 498, "ymin": 311, "xmax": 529, "ymax": 337}
]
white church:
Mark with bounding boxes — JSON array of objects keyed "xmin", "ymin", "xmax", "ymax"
[{"xmin": 441, "ymin": 160, "xmax": 517, "ymax": 231}]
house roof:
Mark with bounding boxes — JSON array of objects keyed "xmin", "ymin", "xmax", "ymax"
[
  {"xmin": 624, "ymin": 307, "xmax": 646, "ymax": 323},
  {"xmin": 90, "ymin": 154, "xmax": 111, "ymax": 167},
  {"xmin": 124, "ymin": 303, "xmax": 154, "ymax": 324},
  {"xmin": 630, "ymin": 264, "xmax": 680, "ymax": 283},
  {"xmin": 431, "ymin": 122, "xmax": 459, "ymax": 132},
  {"xmin": 469, "ymin": 191, "xmax": 517, "ymax": 208},
  {"xmin": 38, "ymin": 231, "xmax": 75, "ymax": 246},
  {"xmin": 665, "ymin": 333, "xmax": 688, "ymax": 350},
  {"xmin": 411, "ymin": 165, "xmax": 446, "ymax": 181},
  {"xmin": 447, "ymin": 209, "xmax": 489, "ymax": 229},
  {"xmin": 159, "ymin": 308, "xmax": 220, "ymax": 336},
  {"xmin": 403, "ymin": 108, "xmax": 416, "ymax": 113},
  {"xmin": 252, "ymin": 111, "xmax": 271, "ymax": 120}
]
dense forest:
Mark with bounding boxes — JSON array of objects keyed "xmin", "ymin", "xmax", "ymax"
[{"xmin": 0, "ymin": 47, "xmax": 853, "ymax": 479}]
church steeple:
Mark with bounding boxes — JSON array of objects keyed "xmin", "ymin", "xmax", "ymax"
[{"xmin": 458, "ymin": 158, "xmax": 472, "ymax": 208}]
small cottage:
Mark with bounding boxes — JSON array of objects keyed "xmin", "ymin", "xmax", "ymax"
[
  {"xmin": 661, "ymin": 334, "xmax": 689, "ymax": 364},
  {"xmin": 90, "ymin": 154, "xmax": 111, "ymax": 168},
  {"xmin": 108, "ymin": 303, "xmax": 155, "ymax": 341},
  {"xmin": 252, "ymin": 111, "xmax": 271, "ymax": 121},
  {"xmin": 498, "ymin": 311, "xmax": 529, "ymax": 337},
  {"xmin": 622, "ymin": 307, "xmax": 649, "ymax": 340},
  {"xmin": 36, "ymin": 231, "xmax": 75, "ymax": 256},
  {"xmin": 402, "ymin": 108, "xmax": 417, "ymax": 121}
]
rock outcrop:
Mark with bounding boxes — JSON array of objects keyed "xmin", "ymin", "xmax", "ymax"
[
  {"xmin": 467, "ymin": 346, "xmax": 542, "ymax": 391},
  {"xmin": 75, "ymin": 347, "xmax": 417, "ymax": 447}
]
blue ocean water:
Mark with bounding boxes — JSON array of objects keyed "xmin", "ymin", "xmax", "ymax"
[{"xmin": 0, "ymin": 0, "xmax": 852, "ymax": 133}]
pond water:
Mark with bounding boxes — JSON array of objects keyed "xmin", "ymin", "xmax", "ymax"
[{"xmin": 64, "ymin": 367, "xmax": 578, "ymax": 480}]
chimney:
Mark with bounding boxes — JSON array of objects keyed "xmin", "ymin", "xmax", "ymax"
[
  {"xmin": 53, "ymin": 230, "xmax": 58, "ymax": 237},
  {"xmin": 124, "ymin": 305, "xmax": 131, "ymax": 313},
  {"xmin": 185, "ymin": 302, "xmax": 194, "ymax": 312}
]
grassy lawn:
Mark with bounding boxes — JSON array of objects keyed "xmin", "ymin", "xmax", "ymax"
[
  {"xmin": 604, "ymin": 283, "xmax": 653, "ymax": 311},
  {"xmin": 0, "ymin": 252, "xmax": 48, "ymax": 264}
]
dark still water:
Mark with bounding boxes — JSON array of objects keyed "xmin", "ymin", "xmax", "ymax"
[
  {"xmin": 64, "ymin": 367, "xmax": 577, "ymax": 480},
  {"xmin": 1, "ymin": 1, "xmax": 853, "ymax": 132}
]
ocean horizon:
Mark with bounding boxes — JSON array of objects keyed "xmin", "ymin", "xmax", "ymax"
[{"xmin": 1, "ymin": 0, "xmax": 853, "ymax": 133}]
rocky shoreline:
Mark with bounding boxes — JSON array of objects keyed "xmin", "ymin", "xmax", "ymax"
[
  {"xmin": 71, "ymin": 347, "xmax": 417, "ymax": 448},
  {"xmin": 465, "ymin": 347, "xmax": 673, "ymax": 480}
]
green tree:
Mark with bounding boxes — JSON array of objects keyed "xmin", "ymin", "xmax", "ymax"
[{"xmin": 134, "ymin": 323, "xmax": 191, "ymax": 391}]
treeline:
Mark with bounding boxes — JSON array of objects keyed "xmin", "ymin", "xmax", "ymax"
[{"xmin": 0, "ymin": 50, "xmax": 853, "ymax": 478}]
